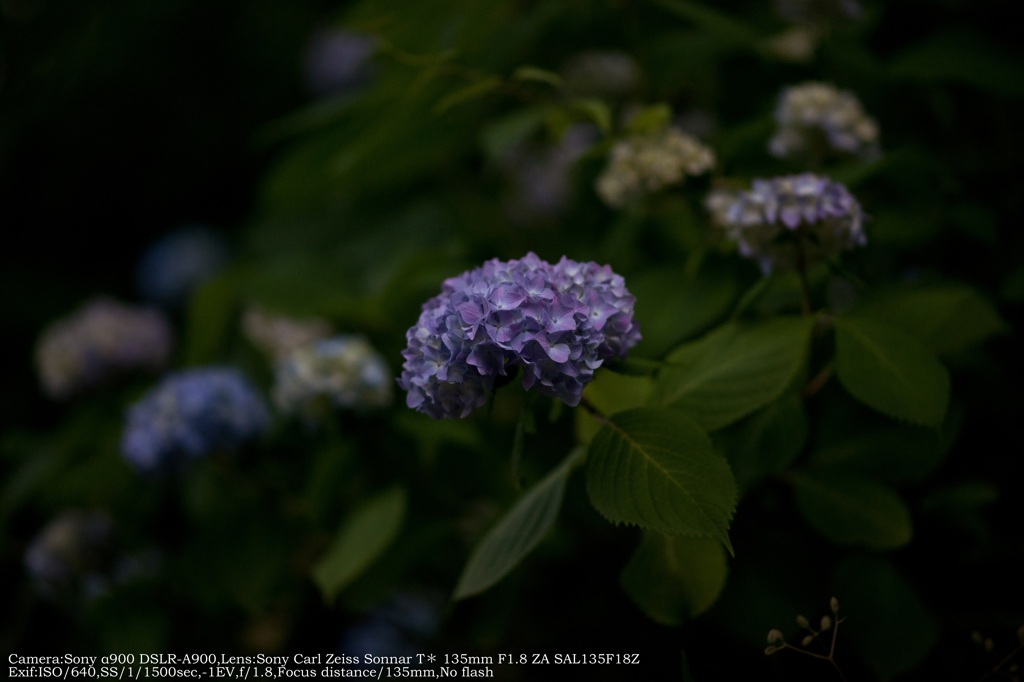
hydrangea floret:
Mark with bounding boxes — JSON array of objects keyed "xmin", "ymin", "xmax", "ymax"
[
  {"xmin": 121, "ymin": 367, "xmax": 270, "ymax": 472},
  {"xmin": 35, "ymin": 297, "xmax": 173, "ymax": 399},
  {"xmin": 273, "ymin": 335, "xmax": 393, "ymax": 416},
  {"xmin": 597, "ymin": 126, "xmax": 715, "ymax": 207},
  {"xmin": 711, "ymin": 173, "xmax": 865, "ymax": 273},
  {"xmin": 769, "ymin": 81, "xmax": 879, "ymax": 160},
  {"xmin": 398, "ymin": 253, "xmax": 641, "ymax": 419}
]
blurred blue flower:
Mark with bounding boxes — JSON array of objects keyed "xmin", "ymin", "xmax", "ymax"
[
  {"xmin": 273, "ymin": 335, "xmax": 393, "ymax": 418},
  {"xmin": 136, "ymin": 225, "xmax": 229, "ymax": 307},
  {"xmin": 501, "ymin": 124, "xmax": 597, "ymax": 223},
  {"xmin": 399, "ymin": 253, "xmax": 640, "ymax": 418},
  {"xmin": 121, "ymin": 367, "xmax": 270, "ymax": 472},
  {"xmin": 303, "ymin": 28, "xmax": 377, "ymax": 97},
  {"xmin": 25, "ymin": 510, "xmax": 114, "ymax": 602},
  {"xmin": 35, "ymin": 297, "xmax": 173, "ymax": 399},
  {"xmin": 338, "ymin": 591, "xmax": 443, "ymax": 663},
  {"xmin": 710, "ymin": 173, "xmax": 865, "ymax": 273}
]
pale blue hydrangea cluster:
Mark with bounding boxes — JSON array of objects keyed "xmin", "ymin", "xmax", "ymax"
[
  {"xmin": 398, "ymin": 253, "xmax": 641, "ymax": 419},
  {"xmin": 303, "ymin": 28, "xmax": 377, "ymax": 97},
  {"xmin": 770, "ymin": 82, "xmax": 880, "ymax": 160},
  {"xmin": 273, "ymin": 335, "xmax": 393, "ymax": 416},
  {"xmin": 35, "ymin": 298, "xmax": 173, "ymax": 399},
  {"xmin": 710, "ymin": 174, "xmax": 865, "ymax": 273},
  {"xmin": 136, "ymin": 225, "xmax": 229, "ymax": 307},
  {"xmin": 121, "ymin": 368, "xmax": 270, "ymax": 472},
  {"xmin": 596, "ymin": 126, "xmax": 715, "ymax": 207},
  {"xmin": 24, "ymin": 510, "xmax": 114, "ymax": 601}
]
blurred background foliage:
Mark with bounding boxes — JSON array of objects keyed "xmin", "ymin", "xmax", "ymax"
[{"xmin": 2, "ymin": 0, "xmax": 1023, "ymax": 679}]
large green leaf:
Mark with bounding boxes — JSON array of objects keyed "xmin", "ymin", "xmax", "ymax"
[
  {"xmin": 312, "ymin": 487, "xmax": 407, "ymax": 602},
  {"xmin": 810, "ymin": 424, "xmax": 950, "ymax": 485},
  {"xmin": 792, "ymin": 471, "xmax": 912, "ymax": 550},
  {"xmin": 713, "ymin": 394, "xmax": 807, "ymax": 494},
  {"xmin": 621, "ymin": 532, "xmax": 728, "ymax": 625},
  {"xmin": 585, "ymin": 408, "xmax": 736, "ymax": 551},
  {"xmin": 849, "ymin": 284, "xmax": 1005, "ymax": 357},
  {"xmin": 454, "ymin": 448, "xmax": 585, "ymax": 600},
  {"xmin": 576, "ymin": 370, "xmax": 654, "ymax": 445},
  {"xmin": 834, "ymin": 316, "xmax": 950, "ymax": 427},
  {"xmin": 830, "ymin": 557, "xmax": 938, "ymax": 681},
  {"xmin": 656, "ymin": 316, "xmax": 814, "ymax": 431}
]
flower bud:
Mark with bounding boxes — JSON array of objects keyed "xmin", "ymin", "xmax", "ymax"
[
  {"xmin": 820, "ymin": 615, "xmax": 832, "ymax": 631},
  {"xmin": 801, "ymin": 634, "xmax": 815, "ymax": 647},
  {"xmin": 767, "ymin": 629, "xmax": 784, "ymax": 644},
  {"xmin": 830, "ymin": 596, "xmax": 839, "ymax": 613},
  {"xmin": 796, "ymin": 614, "xmax": 811, "ymax": 629}
]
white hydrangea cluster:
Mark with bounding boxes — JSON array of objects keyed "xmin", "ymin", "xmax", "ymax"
[
  {"xmin": 273, "ymin": 336, "xmax": 392, "ymax": 417},
  {"xmin": 35, "ymin": 298, "xmax": 173, "ymax": 399},
  {"xmin": 769, "ymin": 82, "xmax": 880, "ymax": 160},
  {"xmin": 596, "ymin": 126, "xmax": 715, "ymax": 207}
]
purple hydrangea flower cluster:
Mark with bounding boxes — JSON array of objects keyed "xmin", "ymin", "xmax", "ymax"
[
  {"xmin": 35, "ymin": 297, "xmax": 173, "ymax": 399},
  {"xmin": 398, "ymin": 253, "xmax": 641, "ymax": 419},
  {"xmin": 121, "ymin": 368, "xmax": 270, "ymax": 472},
  {"xmin": 711, "ymin": 173, "xmax": 865, "ymax": 273}
]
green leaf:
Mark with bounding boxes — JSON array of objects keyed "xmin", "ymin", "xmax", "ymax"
[
  {"xmin": 713, "ymin": 394, "xmax": 807, "ymax": 494},
  {"xmin": 565, "ymin": 97, "xmax": 612, "ymax": 134},
  {"xmin": 576, "ymin": 370, "xmax": 654, "ymax": 444},
  {"xmin": 479, "ymin": 107, "xmax": 547, "ymax": 161},
  {"xmin": 656, "ymin": 316, "xmax": 814, "ymax": 431},
  {"xmin": 834, "ymin": 316, "xmax": 950, "ymax": 427},
  {"xmin": 312, "ymin": 487, "xmax": 407, "ymax": 602},
  {"xmin": 511, "ymin": 65, "xmax": 562, "ymax": 87},
  {"xmin": 810, "ymin": 424, "xmax": 949, "ymax": 484},
  {"xmin": 585, "ymin": 408, "xmax": 736, "ymax": 552},
  {"xmin": 182, "ymin": 270, "xmax": 241, "ymax": 366},
  {"xmin": 792, "ymin": 471, "xmax": 912, "ymax": 550},
  {"xmin": 830, "ymin": 557, "xmax": 938, "ymax": 680},
  {"xmin": 454, "ymin": 448, "xmax": 585, "ymax": 600},
  {"xmin": 433, "ymin": 76, "xmax": 502, "ymax": 114},
  {"xmin": 631, "ymin": 265, "xmax": 739, "ymax": 359},
  {"xmin": 849, "ymin": 284, "xmax": 1006, "ymax": 357},
  {"xmin": 624, "ymin": 103, "xmax": 673, "ymax": 135},
  {"xmin": 621, "ymin": 532, "xmax": 728, "ymax": 625},
  {"xmin": 652, "ymin": 0, "xmax": 758, "ymax": 48},
  {"xmin": 889, "ymin": 28, "xmax": 1024, "ymax": 97}
]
